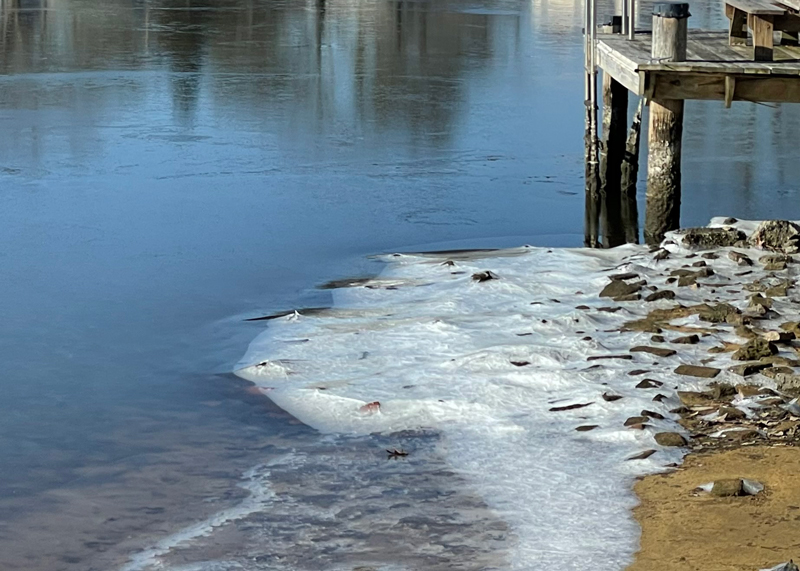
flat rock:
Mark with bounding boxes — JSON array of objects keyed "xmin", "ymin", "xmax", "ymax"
[
  {"xmin": 600, "ymin": 280, "xmax": 644, "ymax": 298},
  {"xmin": 641, "ymin": 409, "xmax": 665, "ymax": 420},
  {"xmin": 637, "ymin": 379, "xmax": 664, "ymax": 389},
  {"xmin": 625, "ymin": 416, "xmax": 649, "ymax": 426},
  {"xmin": 626, "ymin": 449, "xmax": 657, "ymax": 460},
  {"xmin": 675, "ymin": 365, "xmax": 721, "ymax": 379},
  {"xmin": 472, "ymin": 271, "xmax": 499, "ymax": 282},
  {"xmin": 672, "ymin": 334, "xmax": 700, "ymax": 345},
  {"xmin": 575, "ymin": 425, "xmax": 599, "ymax": 432},
  {"xmin": 749, "ymin": 220, "xmax": 800, "ymax": 253},
  {"xmin": 775, "ymin": 374, "xmax": 800, "ymax": 392},
  {"xmin": 549, "ymin": 402, "xmax": 594, "ymax": 412},
  {"xmin": 710, "ymin": 478, "xmax": 744, "ymax": 497},
  {"xmin": 645, "ymin": 290, "xmax": 676, "ymax": 302},
  {"xmin": 762, "ymin": 330, "xmax": 794, "ymax": 343},
  {"xmin": 678, "ymin": 391, "xmax": 713, "ymax": 406},
  {"xmin": 602, "ymin": 393, "xmax": 623, "ymax": 402},
  {"xmin": 698, "ymin": 303, "xmax": 740, "ymax": 324},
  {"xmin": 736, "ymin": 384, "xmax": 762, "ymax": 397},
  {"xmin": 587, "ymin": 355, "xmax": 633, "ymax": 361},
  {"xmin": 613, "ymin": 293, "xmax": 641, "ymax": 302},
  {"xmin": 630, "ymin": 346, "xmax": 677, "ymax": 358},
  {"xmin": 681, "ymin": 227, "xmax": 746, "ymax": 249},
  {"xmin": 718, "ymin": 406, "xmax": 747, "ymax": 420},
  {"xmin": 654, "ymin": 432, "xmax": 687, "ymax": 447},
  {"xmin": 610, "ymin": 272, "xmax": 639, "ymax": 281},
  {"xmin": 729, "ymin": 362, "xmax": 772, "ymax": 376},
  {"xmin": 728, "ymin": 251, "xmax": 753, "ymax": 266}
]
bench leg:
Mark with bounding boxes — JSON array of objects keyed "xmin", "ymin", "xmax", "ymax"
[
  {"xmin": 749, "ymin": 14, "xmax": 774, "ymax": 61},
  {"xmin": 728, "ymin": 7, "xmax": 748, "ymax": 46}
]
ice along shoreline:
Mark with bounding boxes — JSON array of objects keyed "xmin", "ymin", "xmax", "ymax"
[{"xmin": 235, "ymin": 218, "xmax": 800, "ymax": 570}]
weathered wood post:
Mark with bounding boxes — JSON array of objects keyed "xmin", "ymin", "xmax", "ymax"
[
  {"xmin": 600, "ymin": 72, "xmax": 629, "ymax": 248},
  {"xmin": 584, "ymin": 0, "xmax": 601, "ymax": 247},
  {"xmin": 644, "ymin": 1, "xmax": 689, "ymax": 245},
  {"xmin": 621, "ymin": 99, "xmax": 644, "ymax": 244}
]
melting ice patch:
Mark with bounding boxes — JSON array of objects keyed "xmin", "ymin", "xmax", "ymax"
[{"xmin": 235, "ymin": 220, "xmax": 790, "ymax": 570}]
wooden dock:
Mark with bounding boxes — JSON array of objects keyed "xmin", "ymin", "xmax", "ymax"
[
  {"xmin": 598, "ymin": 30, "xmax": 800, "ymax": 105},
  {"xmin": 585, "ymin": 1, "xmax": 800, "ymax": 247}
]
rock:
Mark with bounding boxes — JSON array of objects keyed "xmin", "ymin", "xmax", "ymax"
[
  {"xmin": 766, "ymin": 283, "xmax": 791, "ymax": 297},
  {"xmin": 678, "ymin": 390, "xmax": 713, "ymax": 406},
  {"xmin": 645, "ymin": 290, "xmax": 676, "ymax": 302},
  {"xmin": 762, "ymin": 330, "xmax": 794, "ymax": 343},
  {"xmin": 710, "ymin": 479, "xmax": 744, "ymax": 497},
  {"xmin": 510, "ymin": 361, "xmax": 530, "ymax": 367},
  {"xmin": 698, "ymin": 303, "xmax": 740, "ymax": 324},
  {"xmin": 724, "ymin": 428, "xmax": 761, "ymax": 441},
  {"xmin": 749, "ymin": 293, "xmax": 774, "ymax": 309},
  {"xmin": 728, "ymin": 362, "xmax": 772, "ymax": 376},
  {"xmin": 630, "ymin": 346, "xmax": 677, "ymax": 358},
  {"xmin": 736, "ymin": 384, "xmax": 762, "ymax": 397},
  {"xmin": 602, "ymin": 393, "xmax": 623, "ymax": 402},
  {"xmin": 628, "ymin": 369, "xmax": 650, "ymax": 376},
  {"xmin": 610, "ymin": 272, "xmax": 639, "ymax": 281},
  {"xmin": 760, "ymin": 253, "xmax": 793, "ymax": 265},
  {"xmin": 624, "ymin": 416, "xmax": 649, "ymax": 426},
  {"xmin": 775, "ymin": 374, "xmax": 800, "ymax": 392},
  {"xmin": 709, "ymin": 382, "xmax": 737, "ymax": 400},
  {"xmin": 678, "ymin": 274, "xmax": 697, "ymax": 287},
  {"xmin": 732, "ymin": 338, "xmax": 777, "ymax": 361},
  {"xmin": 780, "ymin": 321, "xmax": 800, "ymax": 335},
  {"xmin": 760, "ymin": 355, "xmax": 800, "ymax": 367},
  {"xmin": 653, "ymin": 249, "xmax": 670, "ymax": 261},
  {"xmin": 472, "ymin": 271, "xmax": 499, "ymax": 282},
  {"xmin": 692, "ymin": 260, "xmax": 707, "ymax": 267},
  {"xmin": 701, "ymin": 252, "xmax": 719, "ymax": 259},
  {"xmin": 729, "ymin": 251, "xmax": 753, "ymax": 266},
  {"xmin": 735, "ymin": 325, "xmax": 757, "ymax": 340},
  {"xmin": 575, "ymin": 425, "xmax": 599, "ymax": 432},
  {"xmin": 651, "ymin": 335, "xmax": 666, "ymax": 343},
  {"xmin": 654, "ymin": 432, "xmax": 687, "ymax": 447},
  {"xmin": 653, "ymin": 393, "xmax": 668, "ymax": 402},
  {"xmin": 549, "ymin": 402, "xmax": 594, "ymax": 412},
  {"xmin": 628, "ymin": 423, "xmax": 650, "ymax": 430},
  {"xmin": 637, "ymin": 379, "xmax": 664, "ymax": 389},
  {"xmin": 749, "ymin": 220, "xmax": 800, "ymax": 253},
  {"xmin": 598, "ymin": 306, "xmax": 622, "ymax": 313},
  {"xmin": 675, "ymin": 365, "xmax": 721, "ymax": 379},
  {"xmin": 575, "ymin": 305, "xmax": 590, "ymax": 310},
  {"xmin": 600, "ymin": 280, "xmax": 644, "ymax": 298},
  {"xmin": 641, "ymin": 409, "xmax": 665, "ymax": 420},
  {"xmin": 613, "ymin": 293, "xmax": 641, "ymax": 302},
  {"xmin": 723, "ymin": 217, "xmax": 738, "ymax": 224},
  {"xmin": 761, "ymin": 366, "xmax": 794, "ymax": 379},
  {"xmin": 626, "ymin": 449, "xmax": 657, "ymax": 460},
  {"xmin": 672, "ymin": 334, "xmax": 700, "ymax": 345},
  {"xmin": 718, "ymin": 406, "xmax": 747, "ymax": 420},
  {"xmin": 587, "ymin": 355, "xmax": 633, "ymax": 361},
  {"xmin": 681, "ymin": 227, "xmax": 747, "ymax": 249},
  {"xmin": 765, "ymin": 261, "xmax": 789, "ymax": 271}
]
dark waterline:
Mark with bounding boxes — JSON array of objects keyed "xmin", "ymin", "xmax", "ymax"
[{"xmin": 2, "ymin": 0, "xmax": 800, "ymax": 568}]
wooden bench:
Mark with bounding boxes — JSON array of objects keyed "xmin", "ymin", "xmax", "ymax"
[{"xmin": 725, "ymin": 0, "xmax": 800, "ymax": 60}]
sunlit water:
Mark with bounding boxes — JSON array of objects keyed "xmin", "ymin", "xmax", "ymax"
[{"xmin": 1, "ymin": 0, "xmax": 800, "ymax": 569}]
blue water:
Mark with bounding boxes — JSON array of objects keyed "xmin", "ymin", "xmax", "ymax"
[{"xmin": 1, "ymin": 0, "xmax": 800, "ymax": 568}]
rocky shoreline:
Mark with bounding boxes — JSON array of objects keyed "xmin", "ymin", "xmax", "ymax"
[{"xmin": 593, "ymin": 219, "xmax": 800, "ymax": 571}]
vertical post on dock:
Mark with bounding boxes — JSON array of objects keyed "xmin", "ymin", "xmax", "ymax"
[
  {"xmin": 644, "ymin": 1, "xmax": 690, "ymax": 245},
  {"xmin": 620, "ymin": 99, "xmax": 644, "ymax": 244},
  {"xmin": 627, "ymin": 0, "xmax": 636, "ymax": 39},
  {"xmin": 600, "ymin": 73, "xmax": 629, "ymax": 248},
  {"xmin": 584, "ymin": 0, "xmax": 600, "ymax": 247}
]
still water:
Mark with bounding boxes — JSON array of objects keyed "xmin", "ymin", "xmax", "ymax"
[{"xmin": 1, "ymin": 0, "xmax": 799, "ymax": 569}]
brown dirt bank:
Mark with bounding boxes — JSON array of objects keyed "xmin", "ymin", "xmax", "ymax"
[{"xmin": 629, "ymin": 446, "xmax": 800, "ymax": 571}]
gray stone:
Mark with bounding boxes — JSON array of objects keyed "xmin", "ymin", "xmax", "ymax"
[
  {"xmin": 645, "ymin": 290, "xmax": 676, "ymax": 302},
  {"xmin": 732, "ymin": 338, "xmax": 778, "ymax": 361},
  {"xmin": 672, "ymin": 334, "xmax": 700, "ymax": 345},
  {"xmin": 729, "ymin": 362, "xmax": 772, "ymax": 376},
  {"xmin": 654, "ymin": 432, "xmax": 687, "ymax": 447},
  {"xmin": 728, "ymin": 251, "xmax": 753, "ymax": 266},
  {"xmin": 710, "ymin": 479, "xmax": 744, "ymax": 497},
  {"xmin": 630, "ymin": 346, "xmax": 677, "ymax": 358},
  {"xmin": 681, "ymin": 227, "xmax": 747, "ymax": 249},
  {"xmin": 675, "ymin": 365, "xmax": 721, "ymax": 378},
  {"xmin": 600, "ymin": 279, "xmax": 644, "ymax": 298},
  {"xmin": 749, "ymin": 220, "xmax": 800, "ymax": 253}
]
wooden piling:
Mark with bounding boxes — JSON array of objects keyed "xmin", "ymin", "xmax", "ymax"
[
  {"xmin": 621, "ymin": 98, "xmax": 643, "ymax": 244},
  {"xmin": 645, "ymin": 2, "xmax": 690, "ymax": 245},
  {"xmin": 600, "ymin": 72, "xmax": 629, "ymax": 247}
]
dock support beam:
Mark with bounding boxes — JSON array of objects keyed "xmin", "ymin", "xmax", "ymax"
[
  {"xmin": 621, "ymin": 99, "xmax": 643, "ymax": 244},
  {"xmin": 600, "ymin": 73, "xmax": 629, "ymax": 248},
  {"xmin": 645, "ymin": 1, "xmax": 690, "ymax": 245}
]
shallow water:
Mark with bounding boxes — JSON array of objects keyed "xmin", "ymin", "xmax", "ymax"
[{"xmin": 2, "ymin": 0, "xmax": 800, "ymax": 568}]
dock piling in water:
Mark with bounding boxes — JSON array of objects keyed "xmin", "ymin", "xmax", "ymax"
[{"xmin": 644, "ymin": 2, "xmax": 690, "ymax": 245}]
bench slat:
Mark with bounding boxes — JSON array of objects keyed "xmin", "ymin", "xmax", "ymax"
[{"xmin": 726, "ymin": 0, "xmax": 786, "ymax": 15}]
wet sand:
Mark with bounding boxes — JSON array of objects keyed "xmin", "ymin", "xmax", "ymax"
[{"xmin": 630, "ymin": 446, "xmax": 800, "ymax": 571}]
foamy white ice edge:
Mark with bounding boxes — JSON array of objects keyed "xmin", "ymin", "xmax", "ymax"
[{"xmin": 227, "ymin": 217, "xmax": 788, "ymax": 570}]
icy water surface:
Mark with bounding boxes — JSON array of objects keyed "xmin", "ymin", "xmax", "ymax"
[{"xmin": 2, "ymin": 0, "xmax": 800, "ymax": 569}]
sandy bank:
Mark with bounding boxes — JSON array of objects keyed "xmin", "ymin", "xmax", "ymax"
[{"xmin": 630, "ymin": 446, "xmax": 800, "ymax": 571}]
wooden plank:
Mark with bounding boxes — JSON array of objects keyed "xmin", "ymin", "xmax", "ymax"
[
  {"xmin": 729, "ymin": 7, "xmax": 748, "ymax": 44},
  {"xmin": 725, "ymin": 0, "xmax": 784, "ymax": 15},
  {"xmin": 596, "ymin": 43, "xmax": 642, "ymax": 93},
  {"xmin": 650, "ymin": 71, "xmax": 800, "ymax": 102}
]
